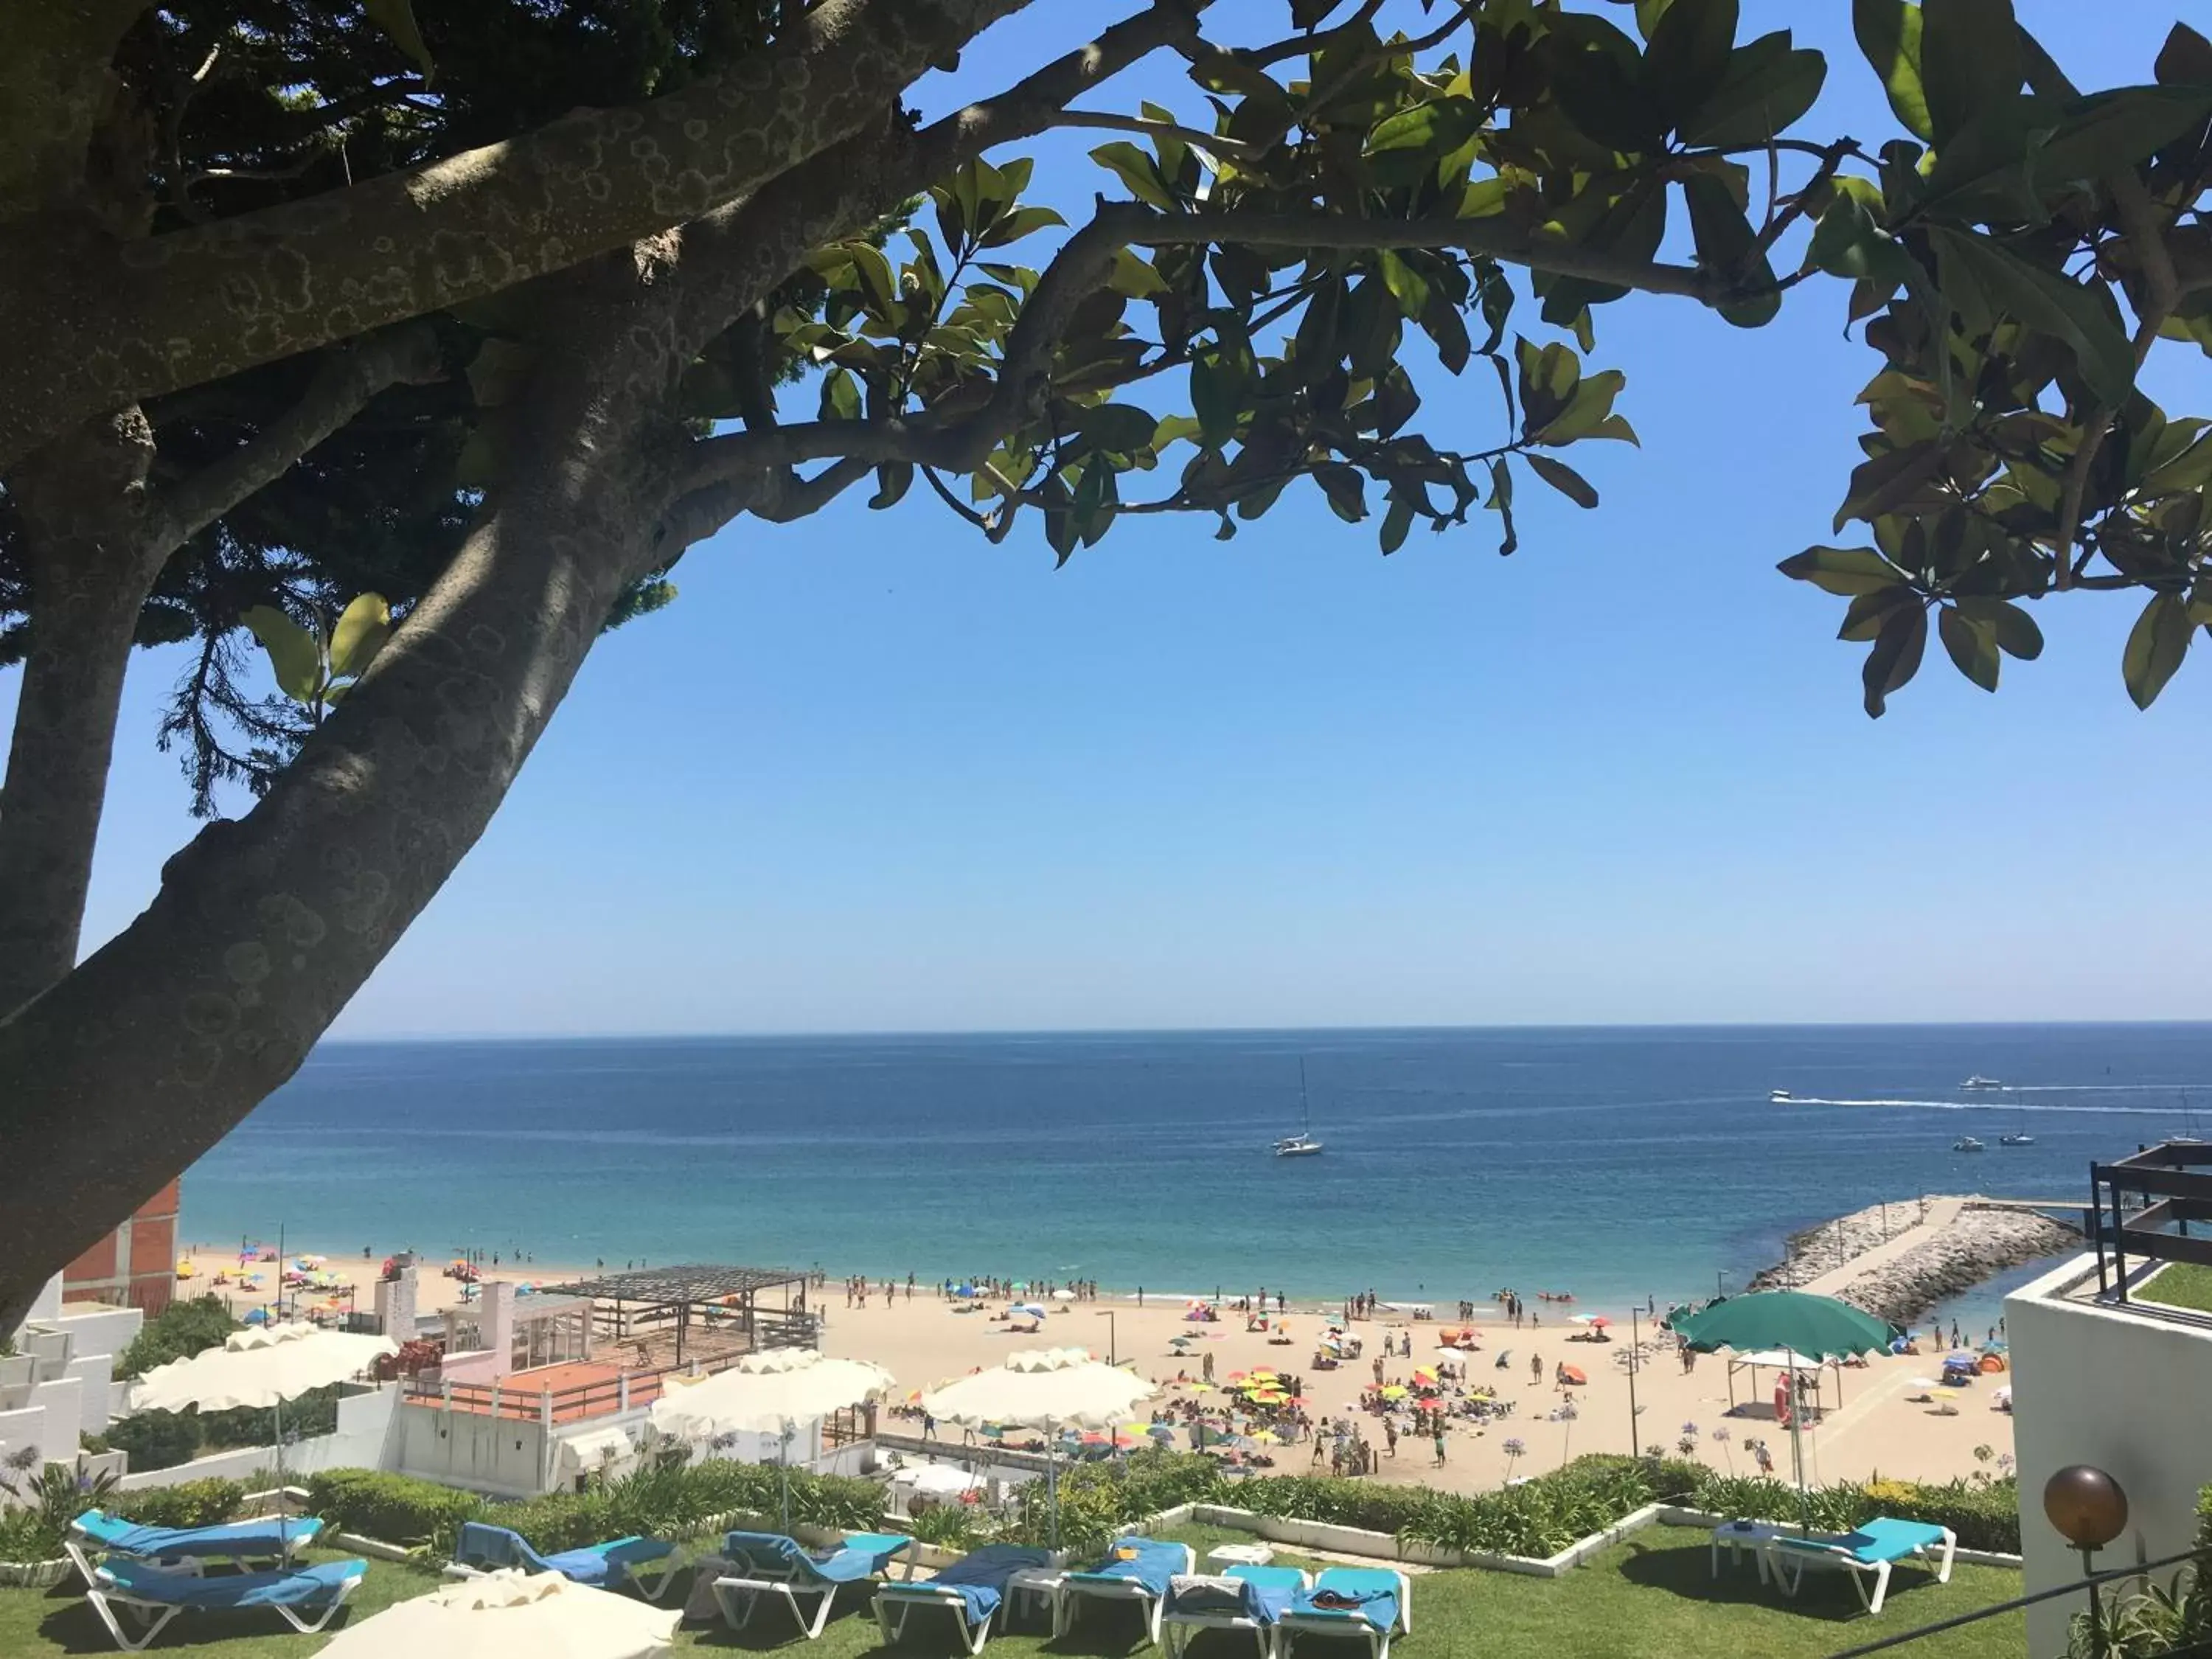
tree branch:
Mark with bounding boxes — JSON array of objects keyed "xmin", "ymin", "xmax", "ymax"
[
  {"xmin": 1050, "ymin": 110, "xmax": 1251, "ymax": 156},
  {"xmin": 0, "ymin": 0, "xmax": 1033, "ymax": 467},
  {"xmin": 152, "ymin": 324, "xmax": 443, "ymax": 546},
  {"xmin": 0, "ymin": 0, "xmax": 150, "ymax": 222}
]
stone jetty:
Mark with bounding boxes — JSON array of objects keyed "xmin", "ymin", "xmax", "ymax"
[{"xmin": 1747, "ymin": 1194, "xmax": 2080, "ymax": 1326}]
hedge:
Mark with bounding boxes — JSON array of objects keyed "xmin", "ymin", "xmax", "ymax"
[
  {"xmin": 108, "ymin": 1480, "xmax": 247, "ymax": 1529},
  {"xmin": 303, "ymin": 1456, "xmax": 886, "ymax": 1553}
]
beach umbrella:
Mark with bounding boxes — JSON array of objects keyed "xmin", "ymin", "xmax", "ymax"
[
  {"xmin": 1051, "ymin": 1289, "xmax": 1077, "ymax": 1301},
  {"xmin": 319, "ymin": 1569, "xmax": 677, "ymax": 1659},
  {"xmin": 649, "ymin": 1348, "xmax": 894, "ymax": 1531},
  {"xmin": 1669, "ymin": 1291, "xmax": 1895, "ymax": 1529},
  {"xmin": 1011, "ymin": 1303, "xmax": 1048, "ymax": 1320},
  {"xmin": 131, "ymin": 1322, "xmax": 396, "ymax": 1490},
  {"xmin": 922, "ymin": 1349, "xmax": 1155, "ymax": 1548}
]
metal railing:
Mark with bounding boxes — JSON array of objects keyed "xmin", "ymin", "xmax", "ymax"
[
  {"xmin": 402, "ymin": 1344, "xmax": 754, "ymax": 1422},
  {"xmin": 1826, "ymin": 1546, "xmax": 2204, "ymax": 1658},
  {"xmin": 2091, "ymin": 1141, "xmax": 2212, "ymax": 1308}
]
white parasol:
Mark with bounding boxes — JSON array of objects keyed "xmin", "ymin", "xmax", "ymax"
[
  {"xmin": 921, "ymin": 1349, "xmax": 1154, "ymax": 1548},
  {"xmin": 130, "ymin": 1321, "xmax": 396, "ymax": 1487},
  {"xmin": 649, "ymin": 1349, "xmax": 894, "ymax": 1530},
  {"xmin": 318, "ymin": 1569, "xmax": 677, "ymax": 1659}
]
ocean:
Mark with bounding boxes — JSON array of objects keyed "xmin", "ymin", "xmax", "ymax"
[{"xmin": 181, "ymin": 1024, "xmax": 2212, "ymax": 1326}]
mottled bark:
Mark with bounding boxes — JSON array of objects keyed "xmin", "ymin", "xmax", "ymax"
[
  {"xmin": 0, "ymin": 297, "xmax": 667, "ymax": 1329},
  {"xmin": 0, "ymin": 0, "xmax": 1030, "ymax": 467},
  {"xmin": 0, "ymin": 411, "xmax": 159, "ymax": 1018},
  {"xmin": 0, "ymin": 330, "xmax": 442, "ymax": 1025},
  {"xmin": 0, "ymin": 0, "xmax": 148, "ymax": 221}
]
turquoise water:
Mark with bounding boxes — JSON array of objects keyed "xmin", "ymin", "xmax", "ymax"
[{"xmin": 181, "ymin": 1024, "xmax": 2212, "ymax": 1314}]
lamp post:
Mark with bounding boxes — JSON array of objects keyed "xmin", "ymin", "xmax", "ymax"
[
  {"xmin": 1096, "ymin": 1310, "xmax": 1118, "ymax": 1366},
  {"xmin": 2045, "ymin": 1464, "xmax": 2129, "ymax": 1659},
  {"xmin": 1627, "ymin": 1310, "xmax": 1641, "ymax": 1456},
  {"xmin": 1715, "ymin": 1270, "xmax": 1731, "ymax": 1299}
]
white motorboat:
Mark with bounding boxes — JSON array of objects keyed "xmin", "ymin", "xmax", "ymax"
[
  {"xmin": 1962, "ymin": 1075, "xmax": 2004, "ymax": 1090},
  {"xmin": 1770, "ymin": 1088, "xmax": 1794, "ymax": 1102},
  {"xmin": 2000, "ymin": 1133, "xmax": 2036, "ymax": 1147},
  {"xmin": 1953, "ymin": 1135, "xmax": 1987, "ymax": 1152},
  {"xmin": 1274, "ymin": 1060, "xmax": 1325, "ymax": 1158}
]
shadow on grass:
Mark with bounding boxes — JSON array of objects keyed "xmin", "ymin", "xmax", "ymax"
[
  {"xmin": 1611, "ymin": 1539, "xmax": 1947, "ymax": 1626},
  {"xmin": 35, "ymin": 1590, "xmax": 369, "ymax": 1652}
]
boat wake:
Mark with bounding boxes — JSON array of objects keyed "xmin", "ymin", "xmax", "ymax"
[{"xmin": 1781, "ymin": 1096, "xmax": 2190, "ymax": 1116}]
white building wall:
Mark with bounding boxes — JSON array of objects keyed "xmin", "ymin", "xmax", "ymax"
[
  {"xmin": 2007, "ymin": 1253, "xmax": 2212, "ymax": 1658},
  {"xmin": 114, "ymin": 1385, "xmax": 402, "ymax": 1492},
  {"xmin": 393, "ymin": 1405, "xmax": 551, "ymax": 1499}
]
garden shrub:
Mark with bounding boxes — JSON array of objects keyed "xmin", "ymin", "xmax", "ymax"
[
  {"xmin": 306, "ymin": 1469, "xmax": 483, "ymax": 1544},
  {"xmin": 110, "ymin": 1479, "xmax": 247, "ymax": 1529},
  {"xmin": 103, "ymin": 1409, "xmax": 203, "ymax": 1473},
  {"xmin": 114, "ymin": 1297, "xmax": 240, "ymax": 1380}
]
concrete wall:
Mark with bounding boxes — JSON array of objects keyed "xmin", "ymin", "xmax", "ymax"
[
  {"xmin": 392, "ymin": 1403, "xmax": 551, "ymax": 1499},
  {"xmin": 2007, "ymin": 1253, "xmax": 2212, "ymax": 1658},
  {"xmin": 116, "ymin": 1385, "xmax": 400, "ymax": 1492}
]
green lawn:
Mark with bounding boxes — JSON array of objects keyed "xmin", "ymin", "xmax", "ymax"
[
  {"xmin": 0, "ymin": 1526, "xmax": 2024, "ymax": 1658},
  {"xmin": 2142, "ymin": 1261, "xmax": 2212, "ymax": 1315}
]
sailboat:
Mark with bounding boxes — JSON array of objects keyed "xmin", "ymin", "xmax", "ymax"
[
  {"xmin": 2000, "ymin": 1107, "xmax": 2035, "ymax": 1147},
  {"xmin": 1273, "ymin": 1060, "xmax": 1324, "ymax": 1158}
]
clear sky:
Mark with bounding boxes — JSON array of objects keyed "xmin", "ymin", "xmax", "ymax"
[{"xmin": 10, "ymin": 1, "xmax": 2205, "ymax": 1036}]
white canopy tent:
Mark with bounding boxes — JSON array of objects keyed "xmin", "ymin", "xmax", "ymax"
[
  {"xmin": 920, "ymin": 1349, "xmax": 1155, "ymax": 1548},
  {"xmin": 130, "ymin": 1321, "xmax": 397, "ymax": 1486},
  {"xmin": 649, "ymin": 1348, "xmax": 894, "ymax": 1530},
  {"xmin": 318, "ymin": 1569, "xmax": 678, "ymax": 1659}
]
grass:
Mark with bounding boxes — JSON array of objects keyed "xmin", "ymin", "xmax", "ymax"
[
  {"xmin": 2141, "ymin": 1262, "xmax": 2212, "ymax": 1315},
  {"xmin": 0, "ymin": 1525, "xmax": 2025, "ymax": 1658}
]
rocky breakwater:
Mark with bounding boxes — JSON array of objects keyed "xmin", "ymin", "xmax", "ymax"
[{"xmin": 1749, "ymin": 1196, "xmax": 2080, "ymax": 1326}]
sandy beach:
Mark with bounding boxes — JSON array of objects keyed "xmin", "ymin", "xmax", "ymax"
[{"xmin": 178, "ymin": 1240, "xmax": 2017, "ymax": 1494}]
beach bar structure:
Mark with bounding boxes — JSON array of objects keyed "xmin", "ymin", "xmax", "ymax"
[
  {"xmin": 536, "ymin": 1264, "xmax": 816, "ymax": 1367},
  {"xmin": 392, "ymin": 1264, "xmax": 822, "ymax": 1497}
]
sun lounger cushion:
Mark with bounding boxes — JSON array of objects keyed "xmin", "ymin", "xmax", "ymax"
[
  {"xmin": 98, "ymin": 1556, "xmax": 362, "ymax": 1609},
  {"xmin": 74, "ymin": 1511, "xmax": 320, "ymax": 1560},
  {"xmin": 905, "ymin": 1544, "xmax": 1053, "ymax": 1625},
  {"xmin": 1826, "ymin": 1519, "xmax": 1953, "ymax": 1563},
  {"xmin": 456, "ymin": 1521, "xmax": 671, "ymax": 1588},
  {"xmin": 723, "ymin": 1528, "xmax": 911, "ymax": 1584},
  {"xmin": 1068, "ymin": 1538, "xmax": 1187, "ymax": 1598}
]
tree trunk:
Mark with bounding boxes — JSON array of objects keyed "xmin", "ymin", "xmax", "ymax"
[
  {"xmin": 0, "ymin": 341, "xmax": 664, "ymax": 1330},
  {"xmin": 0, "ymin": 409, "xmax": 159, "ymax": 1019}
]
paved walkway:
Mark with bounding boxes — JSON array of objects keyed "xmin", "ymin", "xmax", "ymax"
[{"xmin": 1794, "ymin": 1197, "xmax": 1967, "ymax": 1301}]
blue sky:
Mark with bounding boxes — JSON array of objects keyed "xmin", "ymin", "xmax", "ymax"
[{"xmin": 10, "ymin": 1, "xmax": 2205, "ymax": 1035}]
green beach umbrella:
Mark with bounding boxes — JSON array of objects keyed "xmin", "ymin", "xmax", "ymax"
[
  {"xmin": 1670, "ymin": 1291, "xmax": 1893, "ymax": 1358},
  {"xmin": 1669, "ymin": 1292, "xmax": 1894, "ymax": 1531}
]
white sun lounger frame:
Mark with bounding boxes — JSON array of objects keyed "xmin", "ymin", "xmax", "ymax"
[
  {"xmin": 1164, "ymin": 1567, "xmax": 1313, "ymax": 1659},
  {"xmin": 1766, "ymin": 1526, "xmax": 1956, "ymax": 1615},
  {"xmin": 1277, "ymin": 1569, "xmax": 1414, "ymax": 1659},
  {"xmin": 85, "ymin": 1562, "xmax": 364, "ymax": 1653},
  {"xmin": 1054, "ymin": 1543, "xmax": 1196, "ymax": 1648}
]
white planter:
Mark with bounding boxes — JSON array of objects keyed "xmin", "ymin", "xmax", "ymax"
[{"xmin": 0, "ymin": 1557, "xmax": 72, "ymax": 1588}]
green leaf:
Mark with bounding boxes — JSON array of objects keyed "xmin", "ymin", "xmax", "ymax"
[
  {"xmin": 2142, "ymin": 432, "xmax": 2212, "ymax": 497},
  {"xmin": 1952, "ymin": 595, "xmax": 2043, "ymax": 658},
  {"xmin": 2156, "ymin": 22, "xmax": 2212, "ymax": 87},
  {"xmin": 1534, "ymin": 369, "xmax": 1626, "ymax": 445},
  {"xmin": 1486, "ymin": 458, "xmax": 1518, "ymax": 556},
  {"xmin": 1919, "ymin": 0, "xmax": 2022, "ymax": 146},
  {"xmin": 1379, "ymin": 495, "xmax": 1416, "ymax": 555},
  {"xmin": 979, "ymin": 205, "xmax": 1066, "ymax": 248},
  {"xmin": 2034, "ymin": 87, "xmax": 2212, "ymax": 189},
  {"xmin": 1106, "ymin": 249, "xmax": 1169, "ymax": 299},
  {"xmin": 1838, "ymin": 585, "xmax": 1919, "ymax": 640},
  {"xmin": 241, "ymin": 606, "xmax": 324, "ymax": 705},
  {"xmin": 2122, "ymin": 591, "xmax": 2192, "ymax": 708},
  {"xmin": 1548, "ymin": 13, "xmax": 1668, "ymax": 153},
  {"xmin": 327, "ymin": 594, "xmax": 391, "ymax": 681},
  {"xmin": 1377, "ymin": 250, "xmax": 1432, "ymax": 320},
  {"xmin": 1683, "ymin": 172, "xmax": 1754, "ymax": 270},
  {"xmin": 1089, "ymin": 141, "xmax": 1178, "ymax": 211},
  {"xmin": 1368, "ymin": 97, "xmax": 1482, "ymax": 155},
  {"xmin": 1525, "ymin": 453, "xmax": 1599, "ymax": 508},
  {"xmin": 1804, "ymin": 195, "xmax": 1915, "ymax": 288},
  {"xmin": 1189, "ymin": 355, "xmax": 1241, "ymax": 449},
  {"xmin": 819, "ymin": 366, "xmax": 862, "ymax": 422},
  {"xmin": 1861, "ymin": 601, "xmax": 1928, "ymax": 717},
  {"xmin": 1635, "ymin": 0, "xmax": 1678, "ymax": 39},
  {"xmin": 1938, "ymin": 605, "xmax": 2001, "ymax": 691},
  {"xmin": 1417, "ymin": 290, "xmax": 1471, "ymax": 375},
  {"xmin": 1312, "ymin": 464, "xmax": 1368, "ymax": 523},
  {"xmin": 363, "ymin": 0, "xmax": 434, "ymax": 81},
  {"xmin": 1679, "ymin": 32, "xmax": 1827, "ymax": 146},
  {"xmin": 1852, "ymin": 0, "xmax": 1933, "ymax": 140},
  {"xmin": 1777, "ymin": 545, "xmax": 1905, "ymax": 595},
  {"xmin": 1644, "ymin": 0, "xmax": 1739, "ymax": 133},
  {"xmin": 1079, "ymin": 403, "xmax": 1160, "ymax": 456},
  {"xmin": 1927, "ymin": 228, "xmax": 2135, "ymax": 406}
]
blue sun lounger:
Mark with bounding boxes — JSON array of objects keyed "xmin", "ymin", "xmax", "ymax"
[
  {"xmin": 875, "ymin": 1543, "xmax": 1054, "ymax": 1654},
  {"xmin": 86, "ymin": 1556, "xmax": 366, "ymax": 1652},
  {"xmin": 1165, "ymin": 1564, "xmax": 1313, "ymax": 1659},
  {"xmin": 1278, "ymin": 1567, "xmax": 1413, "ymax": 1659},
  {"xmin": 714, "ymin": 1528, "xmax": 917, "ymax": 1638},
  {"xmin": 66, "ymin": 1509, "xmax": 324, "ymax": 1588},
  {"xmin": 1767, "ymin": 1517, "xmax": 1957, "ymax": 1615},
  {"xmin": 1055, "ymin": 1537, "xmax": 1196, "ymax": 1647},
  {"xmin": 449, "ymin": 1520, "xmax": 680, "ymax": 1599}
]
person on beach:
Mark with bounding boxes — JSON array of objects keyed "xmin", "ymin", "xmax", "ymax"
[
  {"xmin": 1432, "ymin": 1426, "xmax": 1447, "ymax": 1466},
  {"xmin": 1531, "ymin": 1354, "xmax": 1543, "ymax": 1384},
  {"xmin": 1383, "ymin": 1419, "xmax": 1398, "ymax": 1458}
]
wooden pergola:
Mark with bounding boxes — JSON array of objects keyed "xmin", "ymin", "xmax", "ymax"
[{"xmin": 538, "ymin": 1264, "xmax": 814, "ymax": 1367}]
